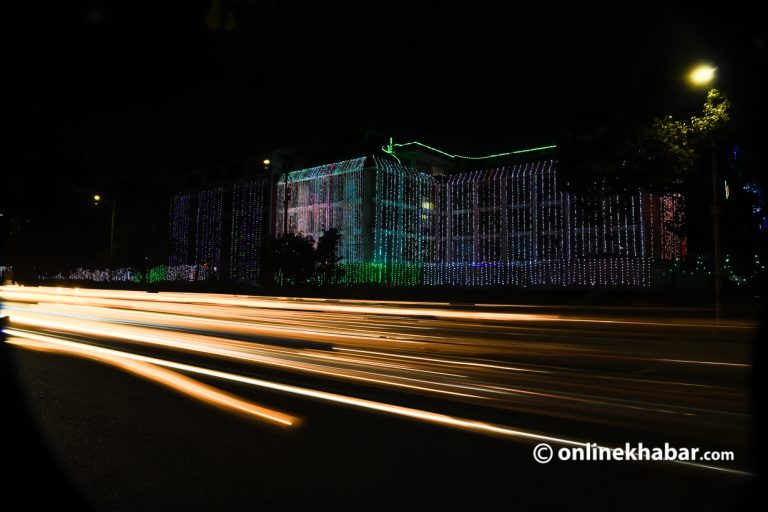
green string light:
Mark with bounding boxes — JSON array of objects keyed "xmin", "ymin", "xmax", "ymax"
[{"xmin": 381, "ymin": 137, "xmax": 556, "ymax": 163}]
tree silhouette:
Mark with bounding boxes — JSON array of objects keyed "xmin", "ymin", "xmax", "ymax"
[
  {"xmin": 267, "ymin": 229, "xmax": 344, "ymax": 287},
  {"xmin": 269, "ymin": 232, "xmax": 316, "ymax": 286},
  {"xmin": 557, "ymin": 90, "xmax": 735, "ymax": 260},
  {"xmin": 316, "ymin": 228, "xmax": 344, "ymax": 284}
]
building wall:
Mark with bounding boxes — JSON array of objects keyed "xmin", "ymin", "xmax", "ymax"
[
  {"xmin": 275, "ymin": 157, "xmax": 369, "ymax": 263},
  {"xmin": 424, "ymin": 160, "xmax": 649, "ymax": 287},
  {"xmin": 194, "ymin": 187, "xmax": 223, "ymax": 278},
  {"xmin": 174, "ymin": 154, "xmax": 687, "ymax": 288},
  {"xmin": 230, "ymin": 180, "xmax": 266, "ymax": 285},
  {"xmin": 168, "ymin": 178, "xmax": 268, "ymax": 285},
  {"xmin": 169, "ymin": 193, "xmax": 192, "ymax": 267},
  {"xmin": 274, "ymin": 155, "xmax": 661, "ymax": 287},
  {"xmin": 370, "ymin": 156, "xmax": 435, "ymax": 285}
]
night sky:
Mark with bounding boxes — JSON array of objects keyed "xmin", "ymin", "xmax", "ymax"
[
  {"xmin": 4, "ymin": 1, "xmax": 766, "ymax": 269},
  {"xmin": 9, "ymin": 2, "xmax": 765, "ymax": 176}
]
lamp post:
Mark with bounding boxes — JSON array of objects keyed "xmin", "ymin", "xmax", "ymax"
[
  {"xmin": 262, "ymin": 157, "xmax": 290, "ymax": 236},
  {"xmin": 93, "ymin": 194, "xmax": 117, "ymax": 269},
  {"xmin": 264, "ymin": 157, "xmax": 290, "ymax": 286},
  {"xmin": 687, "ymin": 64, "xmax": 722, "ymax": 321}
]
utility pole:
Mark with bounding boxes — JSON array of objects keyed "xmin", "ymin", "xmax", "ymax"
[
  {"xmin": 279, "ymin": 170, "xmax": 290, "ymax": 286},
  {"xmin": 711, "ymin": 136, "xmax": 722, "ymax": 322},
  {"xmin": 685, "ymin": 66, "xmax": 726, "ymax": 322},
  {"xmin": 93, "ymin": 194, "xmax": 117, "ymax": 270}
]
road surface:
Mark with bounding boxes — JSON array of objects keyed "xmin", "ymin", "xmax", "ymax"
[{"xmin": 1, "ymin": 286, "xmax": 759, "ymax": 510}]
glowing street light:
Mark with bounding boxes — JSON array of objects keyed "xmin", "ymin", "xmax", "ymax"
[
  {"xmin": 93, "ymin": 194, "xmax": 101, "ymax": 202},
  {"xmin": 688, "ymin": 65, "xmax": 716, "ymax": 86}
]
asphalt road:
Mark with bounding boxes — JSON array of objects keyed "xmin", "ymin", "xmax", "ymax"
[{"xmin": 1, "ymin": 287, "xmax": 760, "ymax": 510}]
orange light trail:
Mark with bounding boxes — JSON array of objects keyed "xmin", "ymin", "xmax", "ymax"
[
  {"xmin": 4, "ymin": 328, "xmax": 749, "ymax": 476},
  {"xmin": 3, "ymin": 328, "xmax": 587, "ymax": 445},
  {"xmin": 1, "ymin": 286, "xmax": 754, "ymax": 476},
  {"xmin": 6, "ymin": 329, "xmax": 296, "ymax": 427}
]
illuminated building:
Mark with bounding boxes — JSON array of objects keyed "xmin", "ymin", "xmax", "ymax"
[
  {"xmin": 168, "ymin": 154, "xmax": 275, "ymax": 284},
  {"xmin": 274, "ymin": 141, "xmax": 686, "ymax": 287},
  {"xmin": 171, "ymin": 137, "xmax": 687, "ymax": 288}
]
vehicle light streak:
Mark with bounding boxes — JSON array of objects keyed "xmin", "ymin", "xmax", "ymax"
[
  {"xmin": 5, "ymin": 330, "xmax": 296, "ymax": 427},
  {"xmin": 7, "ymin": 312, "xmax": 486, "ymax": 399},
  {"xmin": 336, "ymin": 347, "xmax": 551, "ymax": 373},
  {"xmin": 305, "ymin": 351, "xmax": 469, "ymax": 378},
  {"xmin": 1, "ymin": 288, "xmax": 753, "ymax": 415},
  {"xmin": 658, "ymin": 358, "xmax": 749, "ymax": 367},
  {"xmin": 3, "ymin": 329, "xmax": 749, "ymax": 476},
  {"xmin": 5, "ymin": 328, "xmax": 580, "ymax": 444},
  {"xmin": 2, "ymin": 286, "xmax": 754, "ymax": 329},
  {"xmin": 1, "ymin": 285, "xmax": 754, "ymax": 476}
]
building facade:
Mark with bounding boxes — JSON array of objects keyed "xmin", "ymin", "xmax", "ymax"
[
  {"xmin": 169, "ymin": 140, "xmax": 686, "ymax": 288},
  {"xmin": 168, "ymin": 155, "xmax": 272, "ymax": 285},
  {"xmin": 273, "ymin": 153, "xmax": 685, "ymax": 287}
]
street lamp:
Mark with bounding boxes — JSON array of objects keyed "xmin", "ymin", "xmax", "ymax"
[
  {"xmin": 688, "ymin": 64, "xmax": 716, "ymax": 86},
  {"xmin": 687, "ymin": 64, "xmax": 722, "ymax": 321},
  {"xmin": 93, "ymin": 194, "xmax": 117, "ymax": 269}
]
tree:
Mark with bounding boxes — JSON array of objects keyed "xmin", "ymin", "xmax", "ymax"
[
  {"xmin": 316, "ymin": 228, "xmax": 345, "ymax": 284},
  {"xmin": 267, "ymin": 229, "xmax": 344, "ymax": 287},
  {"xmin": 647, "ymin": 89, "xmax": 732, "ymax": 261},
  {"xmin": 559, "ymin": 90, "xmax": 730, "ymax": 191},
  {"xmin": 269, "ymin": 232, "xmax": 316, "ymax": 286},
  {"xmin": 649, "ymin": 89, "xmax": 730, "ymax": 177},
  {"xmin": 558, "ymin": 118, "xmax": 650, "ymax": 199},
  {"xmin": 557, "ymin": 89, "xmax": 733, "ymax": 259}
]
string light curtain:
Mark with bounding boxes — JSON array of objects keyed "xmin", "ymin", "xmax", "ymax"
[
  {"xmin": 169, "ymin": 192, "xmax": 192, "ymax": 267},
  {"xmin": 275, "ymin": 156, "xmax": 656, "ymax": 287},
  {"xmin": 643, "ymin": 192, "xmax": 687, "ymax": 262},
  {"xmin": 195, "ymin": 187, "xmax": 223, "ymax": 280},
  {"xmin": 372, "ymin": 156, "xmax": 434, "ymax": 286},
  {"xmin": 230, "ymin": 180, "xmax": 266, "ymax": 285},
  {"xmin": 276, "ymin": 157, "xmax": 367, "ymax": 264},
  {"xmin": 169, "ymin": 153, "xmax": 676, "ymax": 288}
]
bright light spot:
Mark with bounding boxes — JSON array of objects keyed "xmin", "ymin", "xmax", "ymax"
[
  {"xmin": 263, "ymin": 159, "xmax": 270, "ymax": 165},
  {"xmin": 689, "ymin": 65, "xmax": 716, "ymax": 85},
  {"xmin": 93, "ymin": 195, "xmax": 101, "ymax": 201}
]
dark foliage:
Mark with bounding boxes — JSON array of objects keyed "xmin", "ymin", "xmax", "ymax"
[{"xmin": 267, "ymin": 229, "xmax": 344, "ymax": 286}]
